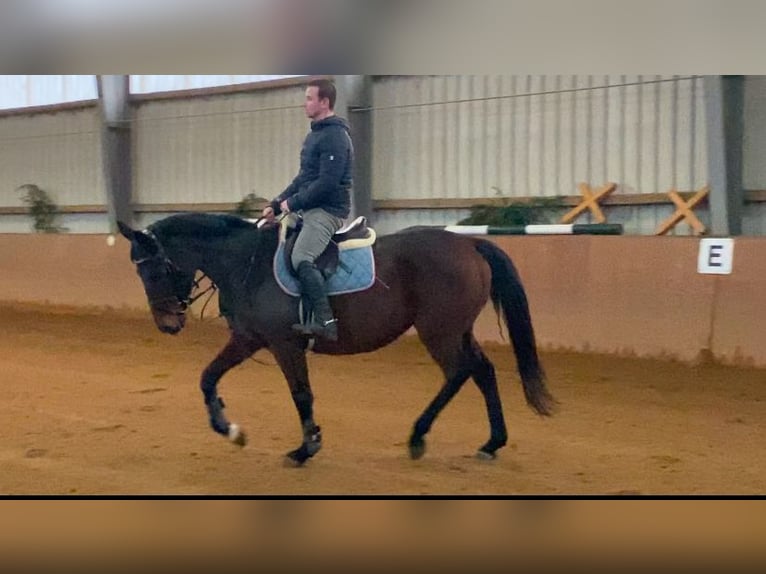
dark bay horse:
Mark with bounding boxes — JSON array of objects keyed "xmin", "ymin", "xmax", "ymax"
[{"xmin": 117, "ymin": 213, "xmax": 555, "ymax": 465}]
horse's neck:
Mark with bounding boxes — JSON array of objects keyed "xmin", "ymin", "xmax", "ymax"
[
  {"xmin": 187, "ymin": 241, "xmax": 239, "ymax": 285},
  {"xmin": 166, "ymin": 228, "xmax": 274, "ymax": 290}
]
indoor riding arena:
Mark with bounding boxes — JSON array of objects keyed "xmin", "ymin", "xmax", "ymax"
[{"xmin": 1, "ymin": 75, "xmax": 764, "ymax": 495}]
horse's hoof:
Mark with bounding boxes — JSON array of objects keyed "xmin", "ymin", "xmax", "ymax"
[
  {"xmin": 283, "ymin": 456, "xmax": 304, "ymax": 468},
  {"xmin": 284, "ymin": 447, "xmax": 310, "ymax": 467},
  {"xmin": 408, "ymin": 437, "xmax": 426, "ymax": 460},
  {"xmin": 228, "ymin": 424, "xmax": 247, "ymax": 447},
  {"xmin": 475, "ymin": 449, "xmax": 496, "ymax": 460}
]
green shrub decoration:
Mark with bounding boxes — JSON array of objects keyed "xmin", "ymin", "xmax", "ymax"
[
  {"xmin": 458, "ymin": 194, "xmax": 564, "ymax": 226},
  {"xmin": 17, "ymin": 184, "xmax": 67, "ymax": 233},
  {"xmin": 233, "ymin": 192, "xmax": 269, "ymax": 218}
]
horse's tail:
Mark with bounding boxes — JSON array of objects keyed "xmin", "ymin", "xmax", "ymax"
[{"xmin": 474, "ymin": 239, "xmax": 556, "ymax": 416}]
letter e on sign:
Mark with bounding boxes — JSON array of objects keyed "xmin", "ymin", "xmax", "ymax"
[{"xmin": 697, "ymin": 238, "xmax": 734, "ymax": 275}]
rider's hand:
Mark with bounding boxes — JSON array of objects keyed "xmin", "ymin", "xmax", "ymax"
[
  {"xmin": 279, "ymin": 200, "xmax": 290, "ymax": 214},
  {"xmin": 262, "ymin": 205, "xmax": 275, "ymax": 223}
]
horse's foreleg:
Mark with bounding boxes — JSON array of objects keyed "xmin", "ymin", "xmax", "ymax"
[
  {"xmin": 286, "ymin": 389, "xmax": 322, "ymax": 465},
  {"xmin": 269, "ymin": 342, "xmax": 321, "ymax": 466},
  {"xmin": 200, "ymin": 333, "xmax": 265, "ymax": 446}
]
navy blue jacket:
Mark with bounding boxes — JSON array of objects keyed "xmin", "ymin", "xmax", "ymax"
[{"xmin": 272, "ymin": 115, "xmax": 353, "ymax": 219}]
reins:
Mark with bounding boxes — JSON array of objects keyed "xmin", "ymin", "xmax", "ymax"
[
  {"xmin": 187, "ymin": 273, "xmax": 218, "ymax": 319},
  {"xmin": 140, "ymin": 214, "xmax": 285, "ymax": 320},
  {"xmin": 134, "ymin": 228, "xmax": 220, "ymax": 319},
  {"xmin": 243, "ymin": 214, "xmax": 287, "ymax": 288}
]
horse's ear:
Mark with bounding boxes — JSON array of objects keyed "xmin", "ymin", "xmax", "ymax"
[
  {"xmin": 134, "ymin": 230, "xmax": 160, "ymax": 255},
  {"xmin": 117, "ymin": 221, "xmax": 159, "ymax": 255},
  {"xmin": 117, "ymin": 220, "xmax": 135, "ymax": 240}
]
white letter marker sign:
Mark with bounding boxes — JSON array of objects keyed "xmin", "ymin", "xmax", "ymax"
[{"xmin": 697, "ymin": 238, "xmax": 734, "ymax": 275}]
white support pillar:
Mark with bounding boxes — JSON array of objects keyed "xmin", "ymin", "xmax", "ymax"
[
  {"xmin": 705, "ymin": 75, "xmax": 745, "ymax": 236},
  {"xmin": 336, "ymin": 75, "xmax": 373, "ymax": 221},
  {"xmin": 97, "ymin": 75, "xmax": 133, "ymax": 229}
]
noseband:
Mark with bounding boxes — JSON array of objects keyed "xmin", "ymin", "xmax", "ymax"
[{"xmin": 133, "ymin": 229, "xmax": 217, "ymax": 313}]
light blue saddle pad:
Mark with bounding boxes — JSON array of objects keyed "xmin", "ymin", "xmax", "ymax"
[{"xmin": 273, "ymin": 242, "xmax": 376, "ymax": 297}]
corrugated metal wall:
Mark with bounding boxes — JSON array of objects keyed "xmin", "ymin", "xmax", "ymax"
[
  {"xmin": 743, "ymin": 203, "xmax": 766, "ymax": 235},
  {"xmin": 1, "ymin": 75, "xmax": 766, "ymax": 236},
  {"xmin": 741, "ymin": 72, "xmax": 764, "ymax": 235},
  {"xmin": 0, "ymin": 106, "xmax": 105, "ymax": 208},
  {"xmin": 129, "ymin": 75, "xmax": 303, "ymax": 94},
  {"xmin": 0, "ymin": 75, "xmax": 102, "ymax": 232},
  {"xmin": 371, "ymin": 75, "xmax": 709, "ymax": 234},
  {"xmin": 133, "ymin": 84, "xmax": 307, "ymax": 207},
  {"xmin": 744, "ymin": 75, "xmax": 766, "ymax": 189}
]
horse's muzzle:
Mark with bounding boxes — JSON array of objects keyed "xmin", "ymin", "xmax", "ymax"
[
  {"xmin": 152, "ymin": 308, "xmax": 186, "ymax": 335},
  {"xmin": 159, "ymin": 323, "xmax": 183, "ymax": 335}
]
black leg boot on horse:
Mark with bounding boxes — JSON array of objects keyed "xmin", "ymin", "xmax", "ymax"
[{"xmin": 292, "ymin": 261, "xmax": 338, "ymax": 342}]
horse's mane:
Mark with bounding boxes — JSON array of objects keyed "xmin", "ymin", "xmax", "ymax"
[{"xmin": 149, "ymin": 213, "xmax": 257, "ymax": 240}]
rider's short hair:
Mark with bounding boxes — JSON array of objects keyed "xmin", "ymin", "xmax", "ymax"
[{"xmin": 307, "ymin": 79, "xmax": 337, "ymax": 110}]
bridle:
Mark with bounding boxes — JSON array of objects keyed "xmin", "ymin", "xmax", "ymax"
[{"xmin": 132, "ymin": 229, "xmax": 218, "ymax": 316}]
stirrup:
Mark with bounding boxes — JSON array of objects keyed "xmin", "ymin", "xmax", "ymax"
[{"xmin": 292, "ymin": 318, "xmax": 338, "ymax": 341}]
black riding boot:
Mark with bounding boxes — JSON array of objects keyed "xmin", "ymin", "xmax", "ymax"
[{"xmin": 292, "ymin": 261, "xmax": 338, "ymax": 341}]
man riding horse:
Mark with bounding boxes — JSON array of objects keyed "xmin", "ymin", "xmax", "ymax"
[{"xmin": 261, "ymin": 78, "xmax": 354, "ymax": 342}]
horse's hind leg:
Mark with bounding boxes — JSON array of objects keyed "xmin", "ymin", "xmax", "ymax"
[
  {"xmin": 269, "ymin": 341, "xmax": 322, "ymax": 466},
  {"xmin": 410, "ymin": 331, "xmax": 508, "ymax": 459},
  {"xmin": 409, "ymin": 331, "xmax": 473, "ymax": 460},
  {"xmin": 467, "ymin": 335, "xmax": 508, "ymax": 459},
  {"xmin": 201, "ymin": 332, "xmax": 265, "ymax": 446}
]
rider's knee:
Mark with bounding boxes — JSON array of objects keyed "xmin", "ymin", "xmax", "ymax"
[{"xmin": 291, "ymin": 252, "xmax": 313, "ymax": 271}]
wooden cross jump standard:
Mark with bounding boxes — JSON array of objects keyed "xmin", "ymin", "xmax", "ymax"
[
  {"xmin": 655, "ymin": 185, "xmax": 710, "ymax": 236},
  {"xmin": 560, "ymin": 182, "xmax": 617, "ymax": 224}
]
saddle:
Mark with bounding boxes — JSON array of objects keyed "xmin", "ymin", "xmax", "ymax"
[{"xmin": 282, "ymin": 216, "xmax": 375, "ymax": 278}]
